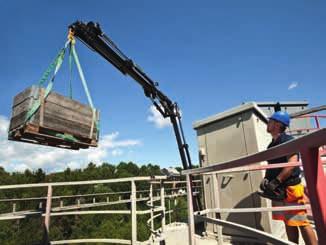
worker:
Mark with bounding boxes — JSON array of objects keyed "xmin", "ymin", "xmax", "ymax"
[{"xmin": 259, "ymin": 111, "xmax": 317, "ymax": 245}]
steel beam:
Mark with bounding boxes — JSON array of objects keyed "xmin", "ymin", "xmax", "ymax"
[{"xmin": 301, "ymin": 147, "xmax": 326, "ymax": 242}]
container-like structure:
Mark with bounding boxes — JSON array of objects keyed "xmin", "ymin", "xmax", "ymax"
[
  {"xmin": 193, "ymin": 101, "xmax": 310, "ymax": 240},
  {"xmin": 8, "ymin": 85, "xmax": 99, "ymax": 150}
]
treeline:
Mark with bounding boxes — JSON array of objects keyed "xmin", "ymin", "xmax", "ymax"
[{"xmin": 0, "ymin": 162, "xmax": 188, "ymax": 245}]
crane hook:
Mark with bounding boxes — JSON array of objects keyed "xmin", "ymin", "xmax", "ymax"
[{"xmin": 67, "ymin": 28, "xmax": 76, "ymax": 45}]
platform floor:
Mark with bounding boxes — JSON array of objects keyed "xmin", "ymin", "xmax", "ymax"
[{"xmin": 154, "ymin": 222, "xmax": 311, "ymax": 245}]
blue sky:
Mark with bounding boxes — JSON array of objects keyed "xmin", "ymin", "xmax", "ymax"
[{"xmin": 0, "ymin": 1, "xmax": 325, "ymax": 172}]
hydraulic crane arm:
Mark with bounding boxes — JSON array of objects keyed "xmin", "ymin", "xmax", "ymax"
[{"xmin": 69, "ymin": 21, "xmax": 193, "ymax": 170}]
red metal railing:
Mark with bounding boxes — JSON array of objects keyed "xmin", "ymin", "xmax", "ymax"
[
  {"xmin": 183, "ymin": 128, "xmax": 326, "ymax": 244},
  {"xmin": 289, "ymin": 114, "xmax": 326, "ymax": 134},
  {"xmin": 298, "ymin": 115, "xmax": 326, "ymax": 129}
]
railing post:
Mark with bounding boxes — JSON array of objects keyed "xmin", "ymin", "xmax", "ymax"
[
  {"xmin": 131, "ymin": 181, "xmax": 137, "ymax": 244},
  {"xmin": 301, "ymin": 147, "xmax": 326, "ymax": 242},
  {"xmin": 186, "ymin": 175, "xmax": 195, "ymax": 245},
  {"xmin": 12, "ymin": 203, "xmax": 16, "ymax": 213},
  {"xmin": 168, "ymin": 199, "xmax": 171, "ymax": 224},
  {"xmin": 150, "ymin": 183, "xmax": 154, "ymax": 233},
  {"xmin": 212, "ymin": 174, "xmax": 223, "ymax": 245},
  {"xmin": 314, "ymin": 116, "xmax": 320, "ymax": 129},
  {"xmin": 43, "ymin": 185, "xmax": 52, "ymax": 245},
  {"xmin": 160, "ymin": 180, "xmax": 165, "ymax": 232}
]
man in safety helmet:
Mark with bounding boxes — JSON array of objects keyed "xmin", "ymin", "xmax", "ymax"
[{"xmin": 259, "ymin": 110, "xmax": 317, "ymax": 244}]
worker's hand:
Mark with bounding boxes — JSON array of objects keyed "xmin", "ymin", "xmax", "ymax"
[
  {"xmin": 266, "ymin": 178, "xmax": 281, "ymax": 191},
  {"xmin": 259, "ymin": 178, "xmax": 269, "ymax": 191}
]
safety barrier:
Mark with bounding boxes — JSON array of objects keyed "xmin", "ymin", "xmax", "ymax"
[
  {"xmin": 183, "ymin": 128, "xmax": 326, "ymax": 244},
  {"xmin": 289, "ymin": 114, "xmax": 326, "ymax": 135},
  {"xmin": 0, "ymin": 176, "xmax": 168, "ymax": 244},
  {"xmin": 0, "ymin": 176, "xmax": 202, "ymax": 244}
]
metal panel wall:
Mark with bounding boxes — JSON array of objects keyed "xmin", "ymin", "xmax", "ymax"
[
  {"xmin": 213, "ymin": 111, "xmax": 258, "ymax": 237},
  {"xmin": 196, "ymin": 110, "xmax": 261, "ymax": 238}
]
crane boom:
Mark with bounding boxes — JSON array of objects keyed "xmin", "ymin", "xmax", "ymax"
[{"xmin": 69, "ymin": 21, "xmax": 193, "ymax": 170}]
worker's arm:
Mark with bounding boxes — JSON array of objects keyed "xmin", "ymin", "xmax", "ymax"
[
  {"xmin": 276, "ymin": 154, "xmax": 298, "ymax": 182},
  {"xmin": 265, "ymin": 154, "xmax": 298, "ymax": 191}
]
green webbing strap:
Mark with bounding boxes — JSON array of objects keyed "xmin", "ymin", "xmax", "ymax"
[
  {"xmin": 71, "ymin": 43, "xmax": 94, "ymax": 108},
  {"xmin": 44, "ymin": 130, "xmax": 78, "ymax": 143},
  {"xmin": 38, "ymin": 48, "xmax": 66, "ymax": 87},
  {"xmin": 96, "ymin": 119, "xmax": 100, "ymax": 140},
  {"xmin": 55, "ymin": 133, "xmax": 78, "ymax": 142},
  {"xmin": 23, "ymin": 41, "xmax": 99, "ymax": 143},
  {"xmin": 25, "ymin": 47, "xmax": 66, "ymax": 124},
  {"xmin": 68, "ymin": 43, "xmax": 73, "ymax": 99},
  {"xmin": 71, "ymin": 43, "xmax": 100, "ymax": 139}
]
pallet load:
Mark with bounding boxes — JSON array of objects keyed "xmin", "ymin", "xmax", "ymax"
[
  {"xmin": 8, "ymin": 86, "xmax": 99, "ymax": 150},
  {"xmin": 8, "ymin": 40, "xmax": 100, "ymax": 150}
]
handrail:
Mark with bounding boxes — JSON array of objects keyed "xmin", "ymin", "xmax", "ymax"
[
  {"xmin": 195, "ymin": 216, "xmax": 295, "ymax": 245},
  {"xmin": 197, "ymin": 205, "xmax": 311, "ymax": 215},
  {"xmin": 290, "ymin": 105, "xmax": 326, "ymax": 118},
  {"xmin": 182, "ymin": 128, "xmax": 326, "ymax": 175},
  {"xmin": 290, "ymin": 114, "xmax": 325, "ymax": 134},
  {"xmin": 0, "ymin": 193, "xmax": 189, "ymax": 220},
  {"xmin": 0, "ymin": 185, "xmax": 201, "ymax": 203},
  {"xmin": 51, "ymin": 238, "xmax": 132, "ymax": 244},
  {"xmin": 183, "ymin": 128, "xmax": 326, "ymax": 244},
  {"xmin": 49, "ymin": 210, "xmax": 131, "ymax": 216},
  {"xmin": 288, "ymin": 127, "xmax": 319, "ymax": 133},
  {"xmin": 204, "ymin": 159, "xmax": 325, "ymax": 175},
  {"xmin": 0, "ymin": 176, "xmax": 166, "ymax": 190},
  {"xmin": 204, "ymin": 161, "xmax": 301, "ymax": 175},
  {"xmin": 0, "ymin": 176, "xmax": 194, "ymax": 244},
  {"xmin": 0, "ymin": 176, "xmax": 166, "ymax": 244},
  {"xmin": 295, "ymin": 115, "xmax": 326, "ymax": 118}
]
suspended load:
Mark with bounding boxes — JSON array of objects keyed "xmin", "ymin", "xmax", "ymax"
[{"xmin": 8, "ymin": 40, "xmax": 100, "ymax": 150}]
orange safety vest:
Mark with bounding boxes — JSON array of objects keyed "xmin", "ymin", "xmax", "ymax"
[{"xmin": 272, "ymin": 183, "xmax": 310, "ymax": 226}]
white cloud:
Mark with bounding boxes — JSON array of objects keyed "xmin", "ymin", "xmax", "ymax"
[
  {"xmin": 0, "ymin": 115, "xmax": 141, "ymax": 173},
  {"xmin": 0, "ymin": 116, "xmax": 8, "ymax": 134},
  {"xmin": 111, "ymin": 149, "xmax": 123, "ymax": 156},
  {"xmin": 147, "ymin": 105, "xmax": 172, "ymax": 129},
  {"xmin": 288, "ymin": 81, "xmax": 299, "ymax": 90}
]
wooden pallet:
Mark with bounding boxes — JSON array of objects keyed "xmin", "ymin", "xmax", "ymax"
[
  {"xmin": 8, "ymin": 86, "xmax": 99, "ymax": 150},
  {"xmin": 9, "ymin": 123, "xmax": 97, "ymax": 150}
]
